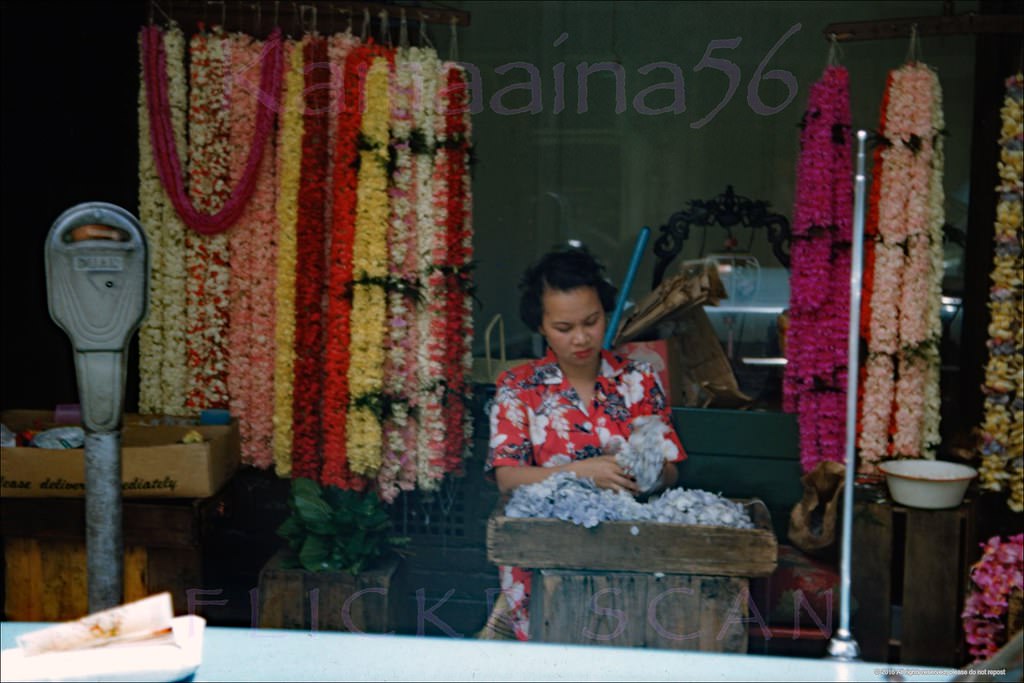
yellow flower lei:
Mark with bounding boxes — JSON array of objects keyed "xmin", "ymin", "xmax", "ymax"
[
  {"xmin": 160, "ymin": 25, "xmax": 191, "ymax": 416},
  {"xmin": 346, "ymin": 56, "xmax": 391, "ymax": 477},
  {"xmin": 272, "ymin": 41, "xmax": 304, "ymax": 477},
  {"xmin": 137, "ymin": 24, "xmax": 190, "ymax": 416},
  {"xmin": 978, "ymin": 73, "xmax": 1024, "ymax": 512},
  {"xmin": 137, "ymin": 29, "xmax": 165, "ymax": 415}
]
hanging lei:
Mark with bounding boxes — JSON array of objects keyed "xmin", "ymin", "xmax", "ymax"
[
  {"xmin": 138, "ymin": 28, "xmax": 166, "ymax": 415},
  {"xmin": 961, "ymin": 533, "xmax": 1024, "ymax": 661},
  {"xmin": 414, "ymin": 48, "xmax": 447, "ymax": 492},
  {"xmin": 290, "ymin": 36, "xmax": 331, "ymax": 481},
  {"xmin": 240, "ymin": 35, "xmax": 280, "ymax": 470},
  {"xmin": 378, "ymin": 46, "xmax": 420, "ymax": 502},
  {"xmin": 226, "ymin": 33, "xmax": 278, "ymax": 468},
  {"xmin": 439, "ymin": 62, "xmax": 475, "ymax": 474},
  {"xmin": 978, "ymin": 73, "xmax": 1024, "ymax": 512},
  {"xmin": 141, "ymin": 24, "xmax": 283, "ymax": 235},
  {"xmin": 322, "ymin": 41, "xmax": 383, "ymax": 490},
  {"xmin": 184, "ymin": 27, "xmax": 231, "ymax": 412},
  {"xmin": 138, "ymin": 24, "xmax": 194, "ymax": 416},
  {"xmin": 857, "ymin": 63, "xmax": 944, "ymax": 471},
  {"xmin": 226, "ymin": 32, "xmax": 256, "ymax": 459},
  {"xmin": 272, "ymin": 40, "xmax": 305, "ymax": 477},
  {"xmin": 346, "ymin": 52, "xmax": 394, "ymax": 478},
  {"xmin": 783, "ymin": 65, "xmax": 852, "ymax": 473},
  {"xmin": 856, "ymin": 73, "xmax": 893, "ymax": 455},
  {"xmin": 158, "ymin": 25, "xmax": 191, "ymax": 417}
]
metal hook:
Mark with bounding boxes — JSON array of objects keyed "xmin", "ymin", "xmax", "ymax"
[
  {"xmin": 344, "ymin": 6, "xmax": 353, "ymax": 34},
  {"xmin": 148, "ymin": 0, "xmax": 154, "ymax": 25},
  {"xmin": 379, "ymin": 9, "xmax": 389, "ymax": 47},
  {"xmin": 361, "ymin": 7, "xmax": 370, "ymax": 42},
  {"xmin": 418, "ymin": 11, "xmax": 434, "ymax": 49},
  {"xmin": 399, "ymin": 8, "xmax": 409, "ymax": 49},
  {"xmin": 300, "ymin": 4, "xmax": 316, "ymax": 34},
  {"xmin": 252, "ymin": 2, "xmax": 261, "ymax": 35},
  {"xmin": 450, "ymin": 15, "xmax": 458, "ymax": 62},
  {"xmin": 906, "ymin": 23, "xmax": 921, "ymax": 63},
  {"xmin": 826, "ymin": 32, "xmax": 843, "ymax": 68},
  {"xmin": 273, "ymin": 0, "xmax": 279, "ymax": 29}
]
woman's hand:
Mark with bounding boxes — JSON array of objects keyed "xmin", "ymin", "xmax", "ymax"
[{"xmin": 567, "ymin": 455, "xmax": 639, "ymax": 494}]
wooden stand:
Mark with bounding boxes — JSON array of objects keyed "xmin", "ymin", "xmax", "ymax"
[
  {"xmin": 488, "ymin": 500, "xmax": 777, "ymax": 652},
  {"xmin": 851, "ymin": 497, "xmax": 978, "ymax": 666},
  {"xmin": 257, "ymin": 550, "xmax": 399, "ymax": 633},
  {"xmin": 2, "ymin": 496, "xmax": 219, "ymax": 620}
]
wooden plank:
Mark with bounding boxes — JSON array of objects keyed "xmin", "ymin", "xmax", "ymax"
[
  {"xmin": 312, "ymin": 561, "xmax": 396, "ymax": 633},
  {"xmin": 147, "ymin": 547, "xmax": 203, "ymax": 617},
  {"xmin": 532, "ymin": 569, "xmax": 649, "ymax": 647},
  {"xmin": 643, "ymin": 573, "xmax": 702, "ymax": 650},
  {"xmin": 851, "ymin": 500, "xmax": 893, "ymax": 663},
  {"xmin": 699, "ymin": 577, "xmax": 748, "ymax": 653},
  {"xmin": 4, "ymin": 537, "xmax": 43, "ymax": 620},
  {"xmin": 902, "ymin": 505, "xmax": 965, "ymax": 667},
  {"xmin": 124, "ymin": 546, "xmax": 149, "ymax": 604},
  {"xmin": 39, "ymin": 539, "xmax": 87, "ymax": 621},
  {"xmin": 257, "ymin": 555, "xmax": 307, "ymax": 630},
  {"xmin": 257, "ymin": 551, "xmax": 397, "ymax": 633},
  {"xmin": 488, "ymin": 511, "xmax": 777, "ymax": 577}
]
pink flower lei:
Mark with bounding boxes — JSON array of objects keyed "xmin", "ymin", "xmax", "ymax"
[{"xmin": 784, "ymin": 65, "xmax": 853, "ymax": 473}]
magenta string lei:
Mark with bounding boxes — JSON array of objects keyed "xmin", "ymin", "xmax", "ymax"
[
  {"xmin": 141, "ymin": 25, "xmax": 283, "ymax": 235},
  {"xmin": 783, "ymin": 65, "xmax": 853, "ymax": 474}
]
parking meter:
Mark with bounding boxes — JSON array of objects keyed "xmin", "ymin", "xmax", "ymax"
[{"xmin": 44, "ymin": 202, "xmax": 149, "ymax": 612}]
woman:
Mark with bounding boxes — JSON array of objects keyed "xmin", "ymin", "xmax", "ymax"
[{"xmin": 482, "ymin": 247, "xmax": 686, "ymax": 640}]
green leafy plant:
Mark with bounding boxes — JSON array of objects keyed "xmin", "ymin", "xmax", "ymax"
[{"xmin": 277, "ymin": 478, "xmax": 410, "ymax": 575}]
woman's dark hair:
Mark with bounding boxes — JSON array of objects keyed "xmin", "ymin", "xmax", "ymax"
[{"xmin": 519, "ymin": 246, "xmax": 618, "ymax": 331}]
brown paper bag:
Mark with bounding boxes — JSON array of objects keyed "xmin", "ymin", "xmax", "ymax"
[
  {"xmin": 672, "ymin": 306, "xmax": 753, "ymax": 408},
  {"xmin": 788, "ymin": 461, "xmax": 845, "ymax": 560}
]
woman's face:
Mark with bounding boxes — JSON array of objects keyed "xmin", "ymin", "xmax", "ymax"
[{"xmin": 539, "ymin": 285, "xmax": 606, "ymax": 375}]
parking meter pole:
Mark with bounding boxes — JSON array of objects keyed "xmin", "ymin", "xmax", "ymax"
[{"xmin": 85, "ymin": 431, "xmax": 123, "ymax": 611}]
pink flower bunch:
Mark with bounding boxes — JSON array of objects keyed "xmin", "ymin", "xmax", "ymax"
[
  {"xmin": 962, "ymin": 533, "xmax": 1024, "ymax": 661},
  {"xmin": 784, "ymin": 65, "xmax": 854, "ymax": 473}
]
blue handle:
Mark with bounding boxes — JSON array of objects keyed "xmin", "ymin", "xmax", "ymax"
[{"xmin": 604, "ymin": 226, "xmax": 651, "ymax": 349}]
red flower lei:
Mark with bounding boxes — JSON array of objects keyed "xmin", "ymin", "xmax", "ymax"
[
  {"xmin": 440, "ymin": 65, "xmax": 473, "ymax": 474},
  {"xmin": 290, "ymin": 37, "xmax": 331, "ymax": 480}
]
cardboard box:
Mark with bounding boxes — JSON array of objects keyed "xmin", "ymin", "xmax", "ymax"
[{"xmin": 0, "ymin": 410, "xmax": 239, "ymax": 499}]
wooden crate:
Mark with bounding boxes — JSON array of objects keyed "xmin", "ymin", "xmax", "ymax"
[
  {"xmin": 2, "ymin": 496, "xmax": 217, "ymax": 621},
  {"xmin": 851, "ymin": 497, "xmax": 979, "ymax": 667},
  {"xmin": 488, "ymin": 499, "xmax": 776, "ymax": 652},
  {"xmin": 257, "ymin": 550, "xmax": 400, "ymax": 633},
  {"xmin": 487, "ymin": 499, "xmax": 777, "ymax": 576},
  {"xmin": 531, "ymin": 569, "xmax": 751, "ymax": 651}
]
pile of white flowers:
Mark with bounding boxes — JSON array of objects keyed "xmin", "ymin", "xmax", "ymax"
[
  {"xmin": 612, "ymin": 415, "xmax": 675, "ymax": 493},
  {"xmin": 505, "ymin": 471, "xmax": 754, "ymax": 529}
]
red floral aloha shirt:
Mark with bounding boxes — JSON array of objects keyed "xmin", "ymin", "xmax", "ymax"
[{"xmin": 483, "ymin": 349, "xmax": 686, "ymax": 640}]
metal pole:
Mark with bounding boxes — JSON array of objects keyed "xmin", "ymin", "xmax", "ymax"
[
  {"xmin": 84, "ymin": 431, "xmax": 123, "ymax": 611},
  {"xmin": 827, "ymin": 128, "xmax": 868, "ymax": 661},
  {"xmin": 604, "ymin": 226, "xmax": 651, "ymax": 349}
]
